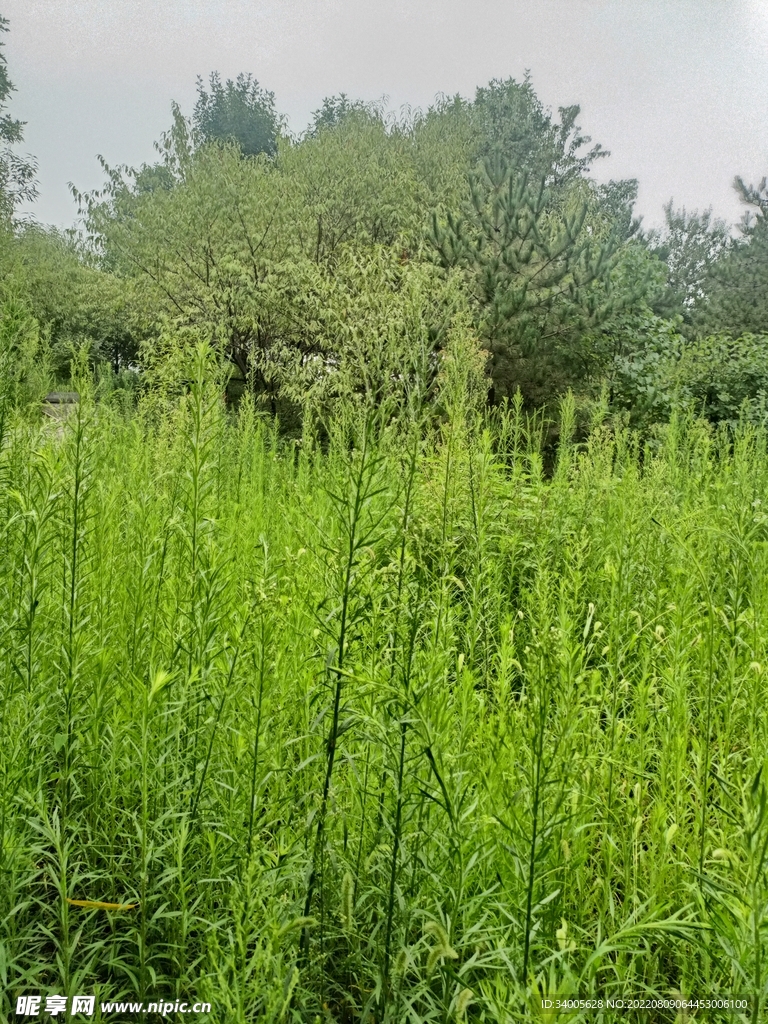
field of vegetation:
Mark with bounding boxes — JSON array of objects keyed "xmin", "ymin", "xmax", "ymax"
[
  {"xmin": 3, "ymin": 8, "xmax": 768, "ymax": 1021},
  {"xmin": 2, "ymin": 345, "xmax": 768, "ymax": 1021}
]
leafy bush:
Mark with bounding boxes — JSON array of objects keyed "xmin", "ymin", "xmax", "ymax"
[
  {"xmin": 672, "ymin": 332, "xmax": 768, "ymax": 425},
  {"xmin": 607, "ymin": 315, "xmax": 768, "ymax": 429},
  {"xmin": 605, "ymin": 313, "xmax": 683, "ymax": 426}
]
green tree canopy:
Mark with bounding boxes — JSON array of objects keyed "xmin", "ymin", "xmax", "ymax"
[
  {"xmin": 306, "ymin": 93, "xmax": 371, "ymax": 137},
  {"xmin": 7, "ymin": 225, "xmax": 141, "ymax": 375},
  {"xmin": 73, "ymin": 72, "xmax": 664, "ymax": 415},
  {"xmin": 471, "ymin": 76, "xmax": 608, "ymax": 188},
  {"xmin": 648, "ymin": 201, "xmax": 729, "ymax": 325},
  {"xmin": 193, "ymin": 72, "xmax": 283, "ymax": 157},
  {"xmin": 695, "ymin": 175, "xmax": 768, "ymax": 337},
  {"xmin": 431, "ymin": 153, "xmax": 650, "ymax": 404}
]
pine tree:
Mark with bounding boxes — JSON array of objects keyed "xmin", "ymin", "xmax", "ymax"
[
  {"xmin": 695, "ymin": 176, "xmax": 768, "ymax": 337},
  {"xmin": 471, "ymin": 77, "xmax": 608, "ymax": 190},
  {"xmin": 431, "ymin": 153, "xmax": 647, "ymax": 404}
]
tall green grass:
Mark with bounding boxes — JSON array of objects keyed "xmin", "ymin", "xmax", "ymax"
[{"xmin": 2, "ymin": 358, "xmax": 768, "ymax": 1021}]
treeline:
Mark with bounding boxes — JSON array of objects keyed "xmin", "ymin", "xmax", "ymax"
[{"xmin": 1, "ymin": 15, "xmax": 768, "ymax": 429}]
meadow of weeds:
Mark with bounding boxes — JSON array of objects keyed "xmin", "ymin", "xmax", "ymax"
[{"xmin": 2, "ymin": 351, "xmax": 768, "ymax": 1022}]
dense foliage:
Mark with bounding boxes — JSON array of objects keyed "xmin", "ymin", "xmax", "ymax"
[
  {"xmin": 4, "ymin": 12, "xmax": 768, "ymax": 1020},
  {"xmin": 4, "ymin": 363, "xmax": 768, "ymax": 1021},
  {"xmin": 1, "ymin": 23, "xmax": 766, "ymax": 428},
  {"xmin": 64, "ymin": 78, "xmax": 661, "ymax": 419},
  {"xmin": 193, "ymin": 72, "xmax": 283, "ymax": 158}
]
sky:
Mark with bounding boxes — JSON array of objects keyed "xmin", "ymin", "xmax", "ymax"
[{"xmin": 3, "ymin": 0, "xmax": 768, "ymax": 231}]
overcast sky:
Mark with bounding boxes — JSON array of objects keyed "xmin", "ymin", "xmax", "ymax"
[{"xmin": 4, "ymin": 0, "xmax": 768, "ymax": 231}]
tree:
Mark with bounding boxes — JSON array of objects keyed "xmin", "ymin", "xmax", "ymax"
[
  {"xmin": 647, "ymin": 201, "xmax": 729, "ymax": 325},
  {"xmin": 9, "ymin": 225, "xmax": 141, "ymax": 376},
  {"xmin": 431, "ymin": 154, "xmax": 649, "ymax": 404},
  {"xmin": 595, "ymin": 178, "xmax": 642, "ymax": 242},
  {"xmin": 471, "ymin": 76, "xmax": 608, "ymax": 190},
  {"xmin": 0, "ymin": 291, "xmax": 44, "ymax": 416},
  {"xmin": 694, "ymin": 176, "xmax": 768, "ymax": 337},
  {"xmin": 193, "ymin": 72, "xmax": 282, "ymax": 157},
  {"xmin": 80, "ymin": 128, "xmax": 428, "ymax": 400},
  {"xmin": 306, "ymin": 93, "xmax": 370, "ymax": 137},
  {"xmin": 0, "ymin": 15, "xmax": 36, "ymax": 220}
]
